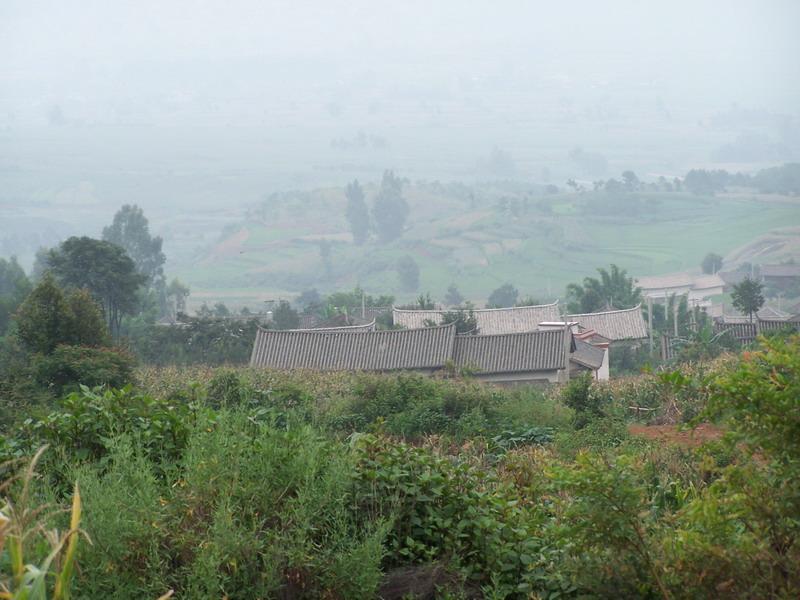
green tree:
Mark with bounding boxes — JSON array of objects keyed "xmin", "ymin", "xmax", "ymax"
[
  {"xmin": 566, "ymin": 264, "xmax": 641, "ymax": 313},
  {"xmin": 439, "ymin": 305, "xmax": 478, "ymax": 334},
  {"xmin": 345, "ymin": 180, "xmax": 370, "ymax": 245},
  {"xmin": 63, "ymin": 288, "xmax": 110, "ymax": 347},
  {"xmin": 166, "ymin": 278, "xmax": 190, "ymax": 316},
  {"xmin": 0, "ymin": 256, "xmax": 32, "ymax": 336},
  {"xmin": 444, "ymin": 284, "xmax": 464, "ymax": 306},
  {"xmin": 14, "ymin": 276, "xmax": 108, "ymax": 354},
  {"xmin": 272, "ymin": 300, "xmax": 299, "ymax": 330},
  {"xmin": 14, "ymin": 274, "xmax": 72, "ymax": 354},
  {"xmin": 621, "ymin": 170, "xmax": 640, "ymax": 192},
  {"xmin": 701, "ymin": 252, "xmax": 723, "ymax": 274},
  {"xmin": 372, "ymin": 170, "xmax": 409, "ymax": 243},
  {"xmin": 396, "ymin": 256, "xmax": 420, "ymax": 292},
  {"xmin": 47, "ymin": 237, "xmax": 146, "ymax": 339},
  {"xmin": 102, "ymin": 204, "xmax": 166, "ymax": 286},
  {"xmin": 30, "ymin": 246, "xmax": 52, "ymax": 282},
  {"xmin": 731, "ymin": 276, "xmax": 765, "ymax": 322},
  {"xmin": 487, "ymin": 283, "xmax": 518, "ymax": 308}
]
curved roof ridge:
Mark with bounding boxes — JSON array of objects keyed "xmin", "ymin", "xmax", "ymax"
[
  {"xmin": 291, "ymin": 318, "xmax": 376, "ymax": 332},
  {"xmin": 256, "ymin": 322, "xmax": 454, "ymax": 334},
  {"xmin": 455, "ymin": 327, "xmax": 566, "ymax": 340},
  {"xmin": 566, "ymin": 303, "xmax": 642, "ymax": 317},
  {"xmin": 392, "ymin": 300, "xmax": 559, "ymax": 314}
]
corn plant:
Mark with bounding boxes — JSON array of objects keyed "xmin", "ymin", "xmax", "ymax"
[{"xmin": 0, "ymin": 446, "xmax": 87, "ymax": 600}]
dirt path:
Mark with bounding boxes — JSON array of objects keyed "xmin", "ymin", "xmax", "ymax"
[{"xmin": 628, "ymin": 423, "xmax": 724, "ymax": 447}]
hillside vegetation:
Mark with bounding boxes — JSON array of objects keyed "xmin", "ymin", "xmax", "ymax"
[
  {"xmin": 181, "ymin": 180, "xmax": 800, "ymax": 306},
  {"xmin": 2, "ymin": 336, "xmax": 798, "ymax": 598}
]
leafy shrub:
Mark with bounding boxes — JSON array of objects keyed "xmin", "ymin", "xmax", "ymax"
[
  {"xmin": 560, "ymin": 373, "xmax": 609, "ymax": 428},
  {"xmin": 73, "ymin": 412, "xmax": 387, "ymax": 599},
  {"xmin": 25, "ymin": 385, "xmax": 203, "ymax": 463},
  {"xmin": 554, "ymin": 417, "xmax": 632, "ymax": 459},
  {"xmin": 353, "ymin": 434, "xmax": 570, "ymax": 598},
  {"xmin": 33, "ymin": 345, "xmax": 136, "ymax": 395}
]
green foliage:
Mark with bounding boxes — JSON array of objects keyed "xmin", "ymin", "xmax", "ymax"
[
  {"xmin": 0, "ymin": 256, "xmax": 31, "ymax": 337},
  {"xmin": 372, "ymin": 170, "xmax": 409, "ymax": 243},
  {"xmin": 126, "ymin": 315, "xmax": 259, "ymax": 365},
  {"xmin": 730, "ymin": 276, "xmax": 765, "ymax": 322},
  {"xmin": 560, "ymin": 373, "xmax": 608, "ymax": 429},
  {"xmin": 271, "ymin": 300, "xmax": 299, "ymax": 330},
  {"xmin": 566, "ymin": 264, "xmax": 642, "ymax": 313},
  {"xmin": 396, "ymin": 255, "xmax": 420, "ymax": 292},
  {"xmin": 701, "ymin": 251, "xmax": 723, "ymax": 274},
  {"xmin": 353, "ymin": 435, "xmax": 559, "ymax": 597},
  {"xmin": 1, "ymin": 448, "xmax": 85, "ymax": 600},
  {"xmin": 548, "ymin": 453, "xmax": 670, "ymax": 598},
  {"xmin": 33, "ymin": 345, "xmax": 135, "ymax": 395},
  {"xmin": 14, "ymin": 275, "xmax": 74, "ymax": 355},
  {"xmin": 102, "ymin": 204, "xmax": 166, "ymax": 287},
  {"xmin": 344, "ymin": 179, "xmax": 370, "ymax": 244},
  {"xmin": 72, "ymin": 413, "xmax": 387, "ymax": 599},
  {"xmin": 439, "ymin": 305, "xmax": 479, "ymax": 334},
  {"xmin": 24, "ymin": 386, "xmax": 200, "ymax": 464},
  {"xmin": 486, "ymin": 283, "xmax": 518, "ymax": 308},
  {"xmin": 444, "ymin": 284, "xmax": 464, "ymax": 306},
  {"xmin": 3, "ymin": 339, "xmax": 798, "ymax": 598},
  {"xmin": 706, "ymin": 335, "xmax": 799, "ymax": 463},
  {"xmin": 47, "ymin": 237, "xmax": 146, "ymax": 339}
]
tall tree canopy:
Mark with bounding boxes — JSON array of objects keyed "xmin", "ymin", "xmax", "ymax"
[
  {"xmin": 15, "ymin": 275, "xmax": 108, "ymax": 354},
  {"xmin": 272, "ymin": 300, "xmax": 299, "ymax": 330},
  {"xmin": 0, "ymin": 256, "xmax": 31, "ymax": 336},
  {"xmin": 372, "ymin": 170, "xmax": 409, "ymax": 243},
  {"xmin": 396, "ymin": 256, "xmax": 420, "ymax": 292},
  {"xmin": 731, "ymin": 277, "xmax": 765, "ymax": 323},
  {"xmin": 701, "ymin": 252, "xmax": 723, "ymax": 274},
  {"xmin": 102, "ymin": 204, "xmax": 166, "ymax": 286},
  {"xmin": 444, "ymin": 284, "xmax": 464, "ymax": 306},
  {"xmin": 487, "ymin": 283, "xmax": 519, "ymax": 308},
  {"xmin": 345, "ymin": 180, "xmax": 370, "ymax": 245},
  {"xmin": 48, "ymin": 237, "xmax": 145, "ymax": 339},
  {"xmin": 566, "ymin": 264, "xmax": 642, "ymax": 313}
]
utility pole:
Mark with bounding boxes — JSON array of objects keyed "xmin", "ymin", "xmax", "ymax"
[{"xmin": 647, "ymin": 296, "xmax": 654, "ymax": 355}]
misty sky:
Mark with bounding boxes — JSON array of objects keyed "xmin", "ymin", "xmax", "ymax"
[
  {"xmin": 4, "ymin": 1, "xmax": 799, "ymax": 118},
  {"xmin": 2, "ymin": 0, "xmax": 800, "ymax": 272}
]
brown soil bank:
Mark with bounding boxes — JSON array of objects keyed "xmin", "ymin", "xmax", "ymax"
[{"xmin": 628, "ymin": 423, "xmax": 724, "ymax": 447}]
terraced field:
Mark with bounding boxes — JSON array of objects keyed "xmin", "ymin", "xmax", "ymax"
[{"xmin": 177, "ymin": 184, "xmax": 800, "ymax": 308}]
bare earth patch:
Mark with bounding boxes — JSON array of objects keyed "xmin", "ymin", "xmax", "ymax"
[{"xmin": 628, "ymin": 423, "xmax": 724, "ymax": 448}]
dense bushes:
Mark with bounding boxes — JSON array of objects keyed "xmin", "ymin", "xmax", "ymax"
[
  {"xmin": 1, "ymin": 336, "xmax": 798, "ymax": 598},
  {"xmin": 34, "ymin": 345, "xmax": 136, "ymax": 394}
]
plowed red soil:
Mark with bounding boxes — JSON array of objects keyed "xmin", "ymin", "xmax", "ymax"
[{"xmin": 628, "ymin": 423, "xmax": 724, "ymax": 447}]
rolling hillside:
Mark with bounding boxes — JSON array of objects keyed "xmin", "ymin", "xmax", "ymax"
[{"xmin": 176, "ymin": 182, "xmax": 800, "ymax": 307}]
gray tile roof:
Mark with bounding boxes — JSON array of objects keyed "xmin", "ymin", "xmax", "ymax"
[
  {"xmin": 566, "ymin": 305, "xmax": 648, "ymax": 341},
  {"xmin": 250, "ymin": 323, "xmax": 456, "ymax": 371},
  {"xmin": 762, "ymin": 264, "xmax": 800, "ymax": 278},
  {"xmin": 392, "ymin": 302, "xmax": 561, "ymax": 334},
  {"xmin": 571, "ymin": 340, "xmax": 606, "ymax": 370},
  {"xmin": 295, "ymin": 314, "xmax": 376, "ymax": 331},
  {"xmin": 452, "ymin": 329, "xmax": 568, "ymax": 374}
]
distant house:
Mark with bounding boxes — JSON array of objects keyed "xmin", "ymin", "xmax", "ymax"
[
  {"xmin": 635, "ymin": 273, "xmax": 725, "ymax": 308},
  {"xmin": 391, "ymin": 302, "xmax": 561, "ymax": 334},
  {"xmin": 565, "ymin": 305, "xmax": 648, "ymax": 342},
  {"xmin": 296, "ymin": 313, "xmax": 377, "ymax": 331},
  {"xmin": 249, "ymin": 323, "xmax": 604, "ymax": 385},
  {"xmin": 761, "ymin": 264, "xmax": 800, "ymax": 291},
  {"xmin": 714, "ymin": 313, "xmax": 800, "ymax": 343}
]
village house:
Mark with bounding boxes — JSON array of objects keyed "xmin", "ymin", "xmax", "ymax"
[
  {"xmin": 249, "ymin": 323, "xmax": 604, "ymax": 385},
  {"xmin": 635, "ymin": 272, "xmax": 725, "ymax": 309},
  {"xmin": 391, "ymin": 302, "xmax": 561, "ymax": 334}
]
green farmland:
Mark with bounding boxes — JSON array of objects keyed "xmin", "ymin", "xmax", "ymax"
[{"xmin": 177, "ymin": 184, "xmax": 800, "ymax": 307}]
